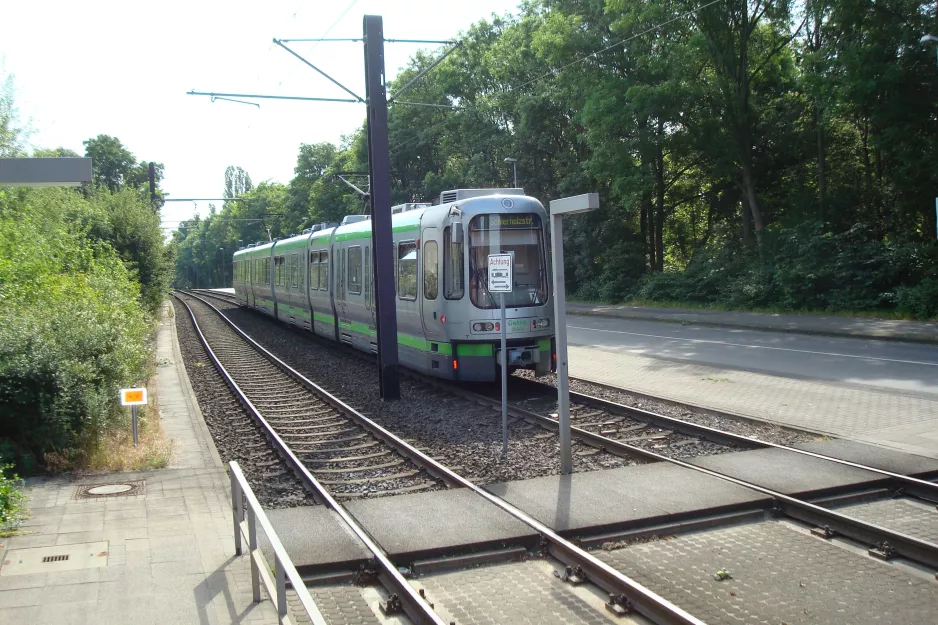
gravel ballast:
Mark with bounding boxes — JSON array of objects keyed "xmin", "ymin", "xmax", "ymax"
[
  {"xmin": 173, "ymin": 300, "xmax": 315, "ymax": 508},
  {"xmin": 515, "ymin": 370, "xmax": 819, "ymax": 447},
  {"xmin": 189, "ymin": 296, "xmax": 639, "ymax": 484}
]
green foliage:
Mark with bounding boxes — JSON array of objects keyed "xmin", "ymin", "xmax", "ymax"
[
  {"xmin": 0, "ymin": 188, "xmax": 151, "ymax": 471},
  {"xmin": 632, "ymin": 222, "xmax": 938, "ymax": 318},
  {"xmin": 0, "ymin": 464, "xmax": 26, "ymax": 534},
  {"xmin": 171, "ymin": 0, "xmax": 938, "ymax": 317},
  {"xmin": 84, "ymin": 188, "xmax": 172, "ymax": 313},
  {"xmin": 82, "ymin": 135, "xmax": 164, "ymax": 204},
  {"xmin": 0, "ymin": 73, "xmax": 29, "ymax": 157}
]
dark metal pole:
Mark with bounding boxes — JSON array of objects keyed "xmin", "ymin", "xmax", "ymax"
[{"xmin": 363, "ymin": 15, "xmax": 400, "ymax": 400}]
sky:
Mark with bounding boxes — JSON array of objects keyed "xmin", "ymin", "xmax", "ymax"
[{"xmin": 1, "ymin": 0, "xmax": 519, "ymax": 234}]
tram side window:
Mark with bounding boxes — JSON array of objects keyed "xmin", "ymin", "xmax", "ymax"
[
  {"xmin": 443, "ymin": 227, "xmax": 464, "ymax": 300},
  {"xmin": 291, "ymin": 254, "xmax": 299, "ymax": 288},
  {"xmin": 348, "ymin": 246, "xmax": 362, "ymax": 295},
  {"xmin": 398, "ymin": 242, "xmax": 417, "ymax": 301},
  {"xmin": 319, "ymin": 251, "xmax": 329, "ymax": 291},
  {"xmin": 424, "ymin": 240, "xmax": 438, "ymax": 300},
  {"xmin": 309, "ymin": 252, "xmax": 319, "ymax": 290},
  {"xmin": 364, "ymin": 246, "xmax": 371, "ymax": 307},
  {"xmin": 264, "ymin": 258, "xmax": 270, "ymax": 285}
]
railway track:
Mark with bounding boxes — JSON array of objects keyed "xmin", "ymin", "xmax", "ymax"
[
  {"xmin": 177, "ymin": 292, "xmax": 446, "ymax": 500},
  {"xmin": 174, "ymin": 290, "xmax": 705, "ymax": 625},
  {"xmin": 191, "ymin": 288, "xmax": 938, "ymax": 504},
  {"xmin": 181, "ymin": 288, "xmax": 938, "ymax": 621}
]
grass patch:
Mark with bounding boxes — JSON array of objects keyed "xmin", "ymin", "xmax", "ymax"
[
  {"xmin": 44, "ymin": 403, "xmax": 173, "ymax": 473},
  {"xmin": 78, "ymin": 415, "xmax": 173, "ymax": 473}
]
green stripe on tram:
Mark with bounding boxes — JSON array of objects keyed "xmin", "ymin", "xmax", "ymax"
[{"xmin": 456, "ymin": 343, "xmax": 494, "ymax": 357}]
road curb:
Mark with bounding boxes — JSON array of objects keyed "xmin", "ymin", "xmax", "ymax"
[
  {"xmin": 567, "ymin": 308, "xmax": 938, "ymax": 345},
  {"xmin": 167, "ymin": 299, "xmax": 225, "ymax": 469}
]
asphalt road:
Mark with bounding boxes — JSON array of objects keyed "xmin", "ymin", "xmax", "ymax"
[{"xmin": 567, "ymin": 315, "xmax": 938, "ymax": 397}]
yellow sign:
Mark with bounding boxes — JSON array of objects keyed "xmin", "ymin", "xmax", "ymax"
[{"xmin": 120, "ymin": 388, "xmax": 147, "ymax": 406}]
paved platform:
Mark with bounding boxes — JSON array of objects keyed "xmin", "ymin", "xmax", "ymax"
[
  {"xmin": 344, "ymin": 488, "xmax": 538, "ymax": 561},
  {"xmin": 484, "ymin": 462, "xmax": 770, "ymax": 535},
  {"xmin": 595, "ymin": 519, "xmax": 938, "ymax": 624},
  {"xmin": 0, "ymin": 301, "xmax": 279, "ymax": 624},
  {"xmin": 569, "ymin": 344, "xmax": 938, "ymax": 458},
  {"xmin": 688, "ymin": 447, "xmax": 894, "ymax": 497},
  {"xmin": 413, "ymin": 558, "xmax": 623, "ymax": 625},
  {"xmin": 793, "ymin": 439, "xmax": 938, "ymax": 477},
  {"xmin": 567, "ymin": 302, "xmax": 938, "ymax": 343},
  {"xmin": 831, "ymin": 497, "xmax": 938, "ymax": 545},
  {"xmin": 262, "ymin": 506, "xmax": 370, "ymax": 572}
]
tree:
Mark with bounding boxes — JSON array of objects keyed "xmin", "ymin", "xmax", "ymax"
[
  {"xmin": 224, "ymin": 165, "xmax": 253, "ymax": 199},
  {"xmin": 0, "ymin": 73, "xmax": 28, "ymax": 157},
  {"xmin": 83, "ymin": 135, "xmax": 137, "ymax": 191}
]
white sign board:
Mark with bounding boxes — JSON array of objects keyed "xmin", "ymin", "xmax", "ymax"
[
  {"xmin": 488, "ymin": 254, "xmax": 513, "ymax": 292},
  {"xmin": 120, "ymin": 388, "xmax": 148, "ymax": 406}
]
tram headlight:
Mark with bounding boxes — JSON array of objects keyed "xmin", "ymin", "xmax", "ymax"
[
  {"xmin": 472, "ymin": 322, "xmax": 496, "ymax": 332},
  {"xmin": 534, "ymin": 318, "xmax": 550, "ymax": 328}
]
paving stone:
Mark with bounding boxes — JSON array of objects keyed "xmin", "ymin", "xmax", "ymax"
[
  {"xmin": 595, "ymin": 520, "xmax": 938, "ymax": 624},
  {"xmin": 292, "ymin": 585, "xmax": 380, "ymax": 625},
  {"xmin": 831, "ymin": 497, "xmax": 938, "ymax": 544},
  {"xmin": 417, "ymin": 559, "xmax": 616, "ymax": 624}
]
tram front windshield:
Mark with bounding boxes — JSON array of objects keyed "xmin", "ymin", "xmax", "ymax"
[{"xmin": 469, "ymin": 213, "xmax": 548, "ymax": 309}]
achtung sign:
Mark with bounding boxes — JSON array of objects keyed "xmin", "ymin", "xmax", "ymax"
[
  {"xmin": 488, "ymin": 254, "xmax": 513, "ymax": 292},
  {"xmin": 120, "ymin": 388, "xmax": 148, "ymax": 406}
]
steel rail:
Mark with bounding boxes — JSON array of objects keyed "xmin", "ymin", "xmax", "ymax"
[
  {"xmin": 520, "ymin": 376, "xmax": 938, "ymax": 503},
  {"xmin": 193, "ymin": 286, "xmax": 938, "ymax": 574},
  {"xmin": 471, "ymin": 394, "xmax": 938, "ymax": 571},
  {"xmin": 173, "ymin": 293, "xmax": 447, "ymax": 625},
  {"xmin": 176, "ymin": 291, "xmax": 705, "ymax": 625}
]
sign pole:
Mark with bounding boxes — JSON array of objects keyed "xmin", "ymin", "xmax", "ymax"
[
  {"xmin": 547, "ymin": 193, "xmax": 600, "ymax": 476},
  {"xmin": 550, "ymin": 214, "xmax": 573, "ymax": 475},
  {"xmin": 120, "ymin": 388, "xmax": 147, "ymax": 448},
  {"xmin": 500, "ymin": 291, "xmax": 508, "ymax": 457},
  {"xmin": 488, "ymin": 252, "xmax": 514, "ymax": 459}
]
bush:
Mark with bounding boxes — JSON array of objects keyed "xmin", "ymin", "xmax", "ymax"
[
  {"xmin": 0, "ymin": 188, "xmax": 150, "ymax": 471},
  {"xmin": 622, "ymin": 222, "xmax": 938, "ymax": 319},
  {"xmin": 896, "ymin": 278, "xmax": 938, "ymax": 319},
  {"xmin": 0, "ymin": 464, "xmax": 26, "ymax": 534}
]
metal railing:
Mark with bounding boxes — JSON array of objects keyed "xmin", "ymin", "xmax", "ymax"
[{"xmin": 229, "ymin": 461, "xmax": 327, "ymax": 625}]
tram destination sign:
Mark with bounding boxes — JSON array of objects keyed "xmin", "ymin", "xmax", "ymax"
[{"xmin": 488, "ymin": 253, "xmax": 513, "ymax": 292}]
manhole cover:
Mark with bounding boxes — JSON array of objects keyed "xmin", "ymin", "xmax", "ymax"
[
  {"xmin": 73, "ymin": 480, "xmax": 145, "ymax": 499},
  {"xmin": 87, "ymin": 484, "xmax": 133, "ymax": 495}
]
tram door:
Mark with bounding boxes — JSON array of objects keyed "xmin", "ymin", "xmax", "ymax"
[
  {"xmin": 420, "ymin": 228, "xmax": 442, "ymax": 341},
  {"xmin": 336, "ymin": 247, "xmax": 351, "ymax": 344}
]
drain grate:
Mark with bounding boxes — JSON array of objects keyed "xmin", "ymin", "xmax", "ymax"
[
  {"xmin": 42, "ymin": 555, "xmax": 69, "ymax": 563},
  {"xmin": 73, "ymin": 480, "xmax": 145, "ymax": 500}
]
